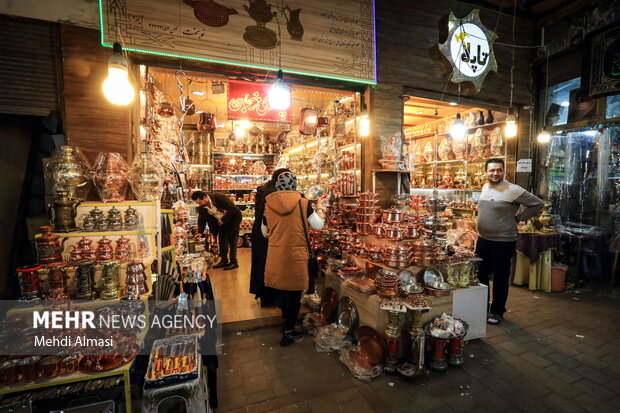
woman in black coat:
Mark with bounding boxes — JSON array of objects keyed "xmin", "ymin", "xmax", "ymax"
[{"xmin": 249, "ymin": 168, "xmax": 291, "ymax": 306}]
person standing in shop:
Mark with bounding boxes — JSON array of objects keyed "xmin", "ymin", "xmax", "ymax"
[
  {"xmin": 192, "ymin": 191, "xmax": 242, "ymax": 271},
  {"xmin": 261, "ymin": 172, "xmax": 324, "ymax": 346},
  {"xmin": 476, "ymin": 158, "xmax": 544, "ymax": 324},
  {"xmin": 249, "ymin": 168, "xmax": 292, "ymax": 307}
]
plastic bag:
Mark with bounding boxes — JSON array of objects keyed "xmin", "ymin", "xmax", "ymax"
[
  {"xmin": 338, "ymin": 346, "xmax": 383, "ymax": 381},
  {"xmin": 314, "ymin": 323, "xmax": 352, "ymax": 353}
]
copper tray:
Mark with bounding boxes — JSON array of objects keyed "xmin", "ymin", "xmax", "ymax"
[
  {"xmin": 320, "ymin": 287, "xmax": 339, "ymax": 322},
  {"xmin": 348, "ymin": 348, "xmax": 373, "ymax": 369},
  {"xmin": 355, "ymin": 326, "xmax": 386, "ymax": 365},
  {"xmin": 424, "ymin": 287, "xmax": 452, "ymax": 297}
]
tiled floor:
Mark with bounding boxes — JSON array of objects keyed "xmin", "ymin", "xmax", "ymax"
[
  {"xmin": 210, "ymin": 248, "xmax": 281, "ymax": 323},
  {"xmin": 216, "ymin": 283, "xmax": 620, "ymax": 413}
]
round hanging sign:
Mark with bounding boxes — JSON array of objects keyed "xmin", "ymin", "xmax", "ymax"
[{"xmin": 439, "ymin": 10, "xmax": 498, "ymax": 92}]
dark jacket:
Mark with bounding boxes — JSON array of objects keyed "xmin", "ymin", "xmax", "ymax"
[
  {"xmin": 197, "ymin": 192, "xmax": 242, "ymax": 237},
  {"xmin": 250, "ymin": 182, "xmax": 276, "ymax": 297}
]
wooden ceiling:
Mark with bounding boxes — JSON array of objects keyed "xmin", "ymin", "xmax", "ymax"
[
  {"xmin": 466, "ymin": 0, "xmax": 580, "ymax": 18},
  {"xmin": 403, "ymin": 96, "xmax": 473, "ymax": 127}
]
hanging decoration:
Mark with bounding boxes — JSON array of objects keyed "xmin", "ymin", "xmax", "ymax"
[{"xmin": 438, "ymin": 9, "xmax": 498, "ymax": 92}]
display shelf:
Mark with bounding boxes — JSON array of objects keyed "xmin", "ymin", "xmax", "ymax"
[
  {"xmin": 235, "ymin": 202, "xmax": 255, "ymax": 206},
  {"xmin": 336, "ymin": 169, "xmax": 361, "ymax": 173},
  {"xmin": 283, "ymin": 136, "xmax": 330, "ymax": 154},
  {"xmin": 49, "ymin": 230, "xmax": 155, "ymax": 238},
  {"xmin": 214, "ymin": 174, "xmax": 269, "ymax": 178},
  {"xmin": 213, "ymin": 188, "xmax": 255, "ymax": 191},
  {"xmin": 406, "ymin": 121, "xmax": 506, "ymax": 141},
  {"xmin": 371, "ymin": 169, "xmax": 413, "ymax": 173},
  {"xmin": 337, "ymin": 142, "xmax": 361, "ymax": 151},
  {"xmin": 78, "ymin": 201, "xmax": 157, "ymax": 208},
  {"xmin": 189, "ymin": 164, "xmax": 213, "ymax": 168},
  {"xmin": 212, "ymin": 152, "xmax": 276, "ymax": 157},
  {"xmin": 413, "ymin": 156, "xmax": 508, "ymax": 166},
  {"xmin": 0, "ymin": 361, "xmax": 133, "ymax": 395},
  {"xmin": 297, "ymin": 173, "xmax": 331, "ymax": 179}
]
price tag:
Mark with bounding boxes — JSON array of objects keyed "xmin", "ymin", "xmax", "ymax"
[{"xmin": 517, "ymin": 159, "xmax": 532, "ymax": 173}]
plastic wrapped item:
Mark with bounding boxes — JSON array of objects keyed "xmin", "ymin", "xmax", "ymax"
[
  {"xmin": 339, "ymin": 346, "xmax": 383, "ymax": 381},
  {"xmin": 129, "ymin": 152, "xmax": 165, "ymax": 201},
  {"xmin": 426, "ymin": 313, "xmax": 467, "ymax": 338},
  {"xmin": 314, "ymin": 323, "xmax": 353, "ymax": 353},
  {"xmin": 92, "ymin": 152, "xmax": 130, "ymax": 202}
]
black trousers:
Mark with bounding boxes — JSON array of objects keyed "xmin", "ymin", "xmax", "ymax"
[
  {"xmin": 475, "ymin": 237, "xmax": 517, "ymax": 316},
  {"xmin": 278, "ymin": 290, "xmax": 302, "ymax": 331},
  {"xmin": 218, "ymin": 223, "xmax": 239, "ymax": 264}
]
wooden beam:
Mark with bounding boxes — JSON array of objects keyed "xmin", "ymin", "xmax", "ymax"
[{"xmin": 403, "ymin": 112, "xmax": 441, "ymax": 119}]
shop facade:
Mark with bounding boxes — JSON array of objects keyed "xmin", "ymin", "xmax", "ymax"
[{"xmin": 1, "ymin": 0, "xmax": 617, "ymax": 411}]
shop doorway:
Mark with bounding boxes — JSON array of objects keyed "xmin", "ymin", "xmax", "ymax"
[{"xmin": 143, "ymin": 67, "xmax": 362, "ymax": 323}]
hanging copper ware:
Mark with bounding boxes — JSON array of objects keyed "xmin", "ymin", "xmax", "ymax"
[{"xmin": 157, "ymin": 102, "xmax": 175, "ymax": 117}]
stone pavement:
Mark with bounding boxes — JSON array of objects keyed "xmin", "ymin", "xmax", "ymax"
[{"xmin": 216, "ymin": 285, "xmax": 620, "ymax": 413}]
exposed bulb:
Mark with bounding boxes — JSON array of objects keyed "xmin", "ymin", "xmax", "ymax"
[
  {"xmin": 505, "ymin": 114, "xmax": 517, "ymax": 138},
  {"xmin": 102, "ymin": 43, "xmax": 134, "ymax": 106},
  {"xmin": 537, "ymin": 129, "xmax": 551, "ymax": 143},
  {"xmin": 450, "ymin": 113, "xmax": 467, "ymax": 140},
  {"xmin": 359, "ymin": 115, "xmax": 370, "ymax": 137},
  {"xmin": 268, "ymin": 70, "xmax": 290, "ymax": 111}
]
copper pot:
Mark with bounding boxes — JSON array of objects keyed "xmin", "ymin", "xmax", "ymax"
[
  {"xmin": 381, "ymin": 257, "xmax": 411, "ymax": 269},
  {"xmin": 414, "ymin": 257, "xmax": 434, "ymax": 267},
  {"xmin": 357, "ymin": 206, "xmax": 379, "ymax": 214},
  {"xmin": 382, "ymin": 208, "xmax": 403, "ymax": 224},
  {"xmin": 399, "ymin": 224, "xmax": 419, "ymax": 239},
  {"xmin": 368, "ymin": 251, "xmax": 382, "ymax": 261},
  {"xmin": 359, "ymin": 192, "xmax": 378, "ymax": 200},
  {"xmin": 356, "ymin": 222, "xmax": 372, "ymax": 234},
  {"xmin": 384, "ymin": 226, "xmax": 403, "ymax": 241},
  {"xmin": 357, "ymin": 213, "xmax": 378, "ymax": 224},
  {"xmin": 371, "ymin": 223, "xmax": 387, "ymax": 237}
]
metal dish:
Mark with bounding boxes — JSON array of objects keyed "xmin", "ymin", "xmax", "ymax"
[
  {"xmin": 399, "ymin": 270, "xmax": 425, "ymax": 294},
  {"xmin": 320, "ymin": 287, "xmax": 339, "ymax": 322},
  {"xmin": 337, "ymin": 296, "xmax": 359, "ymax": 337},
  {"xmin": 356, "ymin": 326, "xmax": 387, "ymax": 365},
  {"xmin": 423, "ymin": 266, "xmax": 444, "ymax": 286}
]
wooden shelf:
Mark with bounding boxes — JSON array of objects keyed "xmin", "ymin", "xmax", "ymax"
[
  {"xmin": 371, "ymin": 169, "xmax": 413, "ymax": 173},
  {"xmin": 337, "ymin": 142, "xmax": 361, "ymax": 151},
  {"xmin": 213, "ymin": 188, "xmax": 255, "ymax": 191},
  {"xmin": 406, "ymin": 120, "xmax": 506, "ymax": 141},
  {"xmin": 336, "ymin": 169, "xmax": 361, "ymax": 173},
  {"xmin": 212, "ymin": 152, "xmax": 276, "ymax": 157},
  {"xmin": 213, "ymin": 174, "xmax": 269, "ymax": 177}
]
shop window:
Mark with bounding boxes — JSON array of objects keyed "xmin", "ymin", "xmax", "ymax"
[
  {"xmin": 606, "ymin": 94, "xmax": 620, "ymax": 119},
  {"xmin": 545, "ymin": 77, "xmax": 581, "ymax": 126}
]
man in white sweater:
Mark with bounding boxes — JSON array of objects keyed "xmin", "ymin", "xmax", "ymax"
[{"xmin": 476, "ymin": 158, "xmax": 544, "ymax": 324}]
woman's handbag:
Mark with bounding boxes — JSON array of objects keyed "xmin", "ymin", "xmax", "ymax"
[{"xmin": 299, "ymin": 201, "xmax": 319, "ymax": 293}]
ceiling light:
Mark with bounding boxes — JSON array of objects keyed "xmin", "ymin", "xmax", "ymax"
[
  {"xmin": 449, "ymin": 102, "xmax": 458, "ymax": 106},
  {"xmin": 268, "ymin": 69, "xmax": 291, "ymax": 110},
  {"xmin": 415, "ymin": 111, "xmax": 423, "ymax": 114},
  {"xmin": 359, "ymin": 102, "xmax": 369, "ymax": 137},
  {"xmin": 102, "ymin": 42, "xmax": 134, "ymax": 106},
  {"xmin": 449, "ymin": 113, "xmax": 466, "ymax": 139},
  {"xmin": 192, "ymin": 90, "xmax": 205, "ymax": 96},
  {"xmin": 560, "ymin": 101, "xmax": 569, "ymax": 107}
]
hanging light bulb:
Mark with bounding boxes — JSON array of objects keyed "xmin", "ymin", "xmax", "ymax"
[
  {"xmin": 537, "ymin": 128, "xmax": 551, "ymax": 143},
  {"xmin": 450, "ymin": 113, "xmax": 467, "ymax": 140},
  {"xmin": 102, "ymin": 42, "xmax": 134, "ymax": 106},
  {"xmin": 359, "ymin": 102, "xmax": 369, "ymax": 137},
  {"xmin": 268, "ymin": 70, "xmax": 290, "ymax": 111},
  {"xmin": 505, "ymin": 108, "xmax": 517, "ymax": 138}
]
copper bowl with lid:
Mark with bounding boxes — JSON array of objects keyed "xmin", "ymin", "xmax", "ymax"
[
  {"xmin": 371, "ymin": 223, "xmax": 387, "ymax": 237},
  {"xmin": 384, "ymin": 226, "xmax": 404, "ymax": 241},
  {"xmin": 382, "ymin": 208, "xmax": 404, "ymax": 224},
  {"xmin": 400, "ymin": 223, "xmax": 419, "ymax": 239}
]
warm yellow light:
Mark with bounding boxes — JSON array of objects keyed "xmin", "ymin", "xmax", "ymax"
[
  {"xmin": 537, "ymin": 129, "xmax": 551, "ymax": 143},
  {"xmin": 359, "ymin": 115, "xmax": 370, "ymax": 137},
  {"xmin": 103, "ymin": 67, "xmax": 134, "ymax": 105},
  {"xmin": 229, "ymin": 158, "xmax": 236, "ymax": 165},
  {"xmin": 505, "ymin": 116, "xmax": 517, "ymax": 138},
  {"xmin": 237, "ymin": 120, "xmax": 251, "ymax": 129},
  {"xmin": 234, "ymin": 126, "xmax": 245, "ymax": 138},
  {"xmin": 268, "ymin": 70, "xmax": 291, "ymax": 110}
]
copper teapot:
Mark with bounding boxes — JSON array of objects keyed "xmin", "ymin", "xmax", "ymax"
[
  {"xmin": 96, "ymin": 237, "xmax": 114, "ymax": 261},
  {"xmin": 36, "ymin": 226, "xmax": 66, "ymax": 264},
  {"xmin": 107, "ymin": 207, "xmax": 123, "ymax": 230}
]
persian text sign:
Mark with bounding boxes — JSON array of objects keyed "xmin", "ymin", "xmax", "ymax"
[
  {"xmin": 100, "ymin": 0, "xmax": 376, "ymax": 84},
  {"xmin": 227, "ymin": 81, "xmax": 292, "ymax": 122},
  {"xmin": 438, "ymin": 10, "xmax": 498, "ymax": 92}
]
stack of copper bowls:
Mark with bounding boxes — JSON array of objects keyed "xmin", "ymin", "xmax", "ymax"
[
  {"xmin": 356, "ymin": 192, "xmax": 380, "ymax": 234},
  {"xmin": 367, "ymin": 244, "xmax": 382, "ymax": 262},
  {"xmin": 411, "ymin": 238, "xmax": 437, "ymax": 267},
  {"xmin": 381, "ymin": 244, "xmax": 412, "ymax": 269},
  {"xmin": 374, "ymin": 269, "xmax": 400, "ymax": 297}
]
